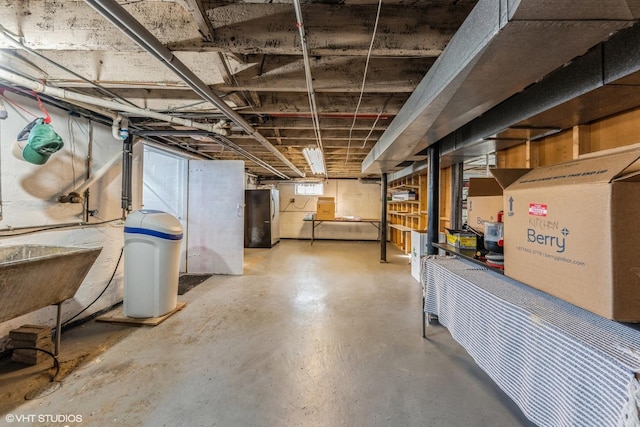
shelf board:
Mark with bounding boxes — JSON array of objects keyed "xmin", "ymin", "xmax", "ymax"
[
  {"xmin": 388, "ymin": 212, "xmax": 420, "ymax": 217},
  {"xmin": 388, "ymin": 200, "xmax": 419, "ymax": 204},
  {"xmin": 388, "ymin": 184, "xmax": 420, "ymax": 192},
  {"xmin": 388, "ymin": 224, "xmax": 413, "ymax": 232}
]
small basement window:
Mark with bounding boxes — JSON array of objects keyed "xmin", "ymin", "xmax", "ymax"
[{"xmin": 295, "ymin": 182, "xmax": 323, "ymax": 196}]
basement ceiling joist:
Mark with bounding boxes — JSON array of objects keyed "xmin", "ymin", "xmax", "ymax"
[
  {"xmin": 2, "ymin": 0, "xmax": 640, "ymax": 180},
  {"xmin": 0, "ymin": 0, "xmax": 477, "ymax": 179}
]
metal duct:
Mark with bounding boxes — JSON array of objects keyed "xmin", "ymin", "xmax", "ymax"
[
  {"xmin": 437, "ymin": 21, "xmax": 640, "ymax": 167},
  {"xmin": 362, "ymin": 0, "xmax": 640, "ymax": 174},
  {"xmin": 84, "ymin": 0, "xmax": 305, "ymax": 178}
]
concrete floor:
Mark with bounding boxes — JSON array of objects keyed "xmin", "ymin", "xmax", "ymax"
[{"xmin": 3, "ymin": 240, "xmax": 534, "ymax": 426}]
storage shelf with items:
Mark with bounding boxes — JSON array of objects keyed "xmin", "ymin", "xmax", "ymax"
[{"xmin": 386, "ymin": 172, "xmax": 428, "ymax": 253}]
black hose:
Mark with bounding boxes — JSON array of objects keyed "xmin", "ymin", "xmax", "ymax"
[
  {"xmin": 1, "ymin": 347, "xmax": 60, "ymax": 382},
  {"xmin": 61, "ymin": 247, "xmax": 124, "ymax": 328}
]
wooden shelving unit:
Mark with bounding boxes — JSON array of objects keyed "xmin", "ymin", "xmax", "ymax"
[{"xmin": 387, "ymin": 173, "xmax": 428, "ymax": 253}]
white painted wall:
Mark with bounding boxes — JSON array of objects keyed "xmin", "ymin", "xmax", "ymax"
[
  {"xmin": 278, "ymin": 179, "xmax": 382, "ymax": 240},
  {"xmin": 0, "ymin": 91, "xmax": 131, "ymax": 350}
]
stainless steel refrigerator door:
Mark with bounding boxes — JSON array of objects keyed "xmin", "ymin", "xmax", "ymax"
[
  {"xmin": 245, "ymin": 189, "xmax": 271, "ymax": 248},
  {"xmin": 271, "ymin": 189, "xmax": 280, "ymax": 245}
]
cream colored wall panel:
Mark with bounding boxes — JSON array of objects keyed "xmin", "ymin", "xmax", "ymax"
[{"xmin": 278, "ymin": 179, "xmax": 381, "ymax": 240}]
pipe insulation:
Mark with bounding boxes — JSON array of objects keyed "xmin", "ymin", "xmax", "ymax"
[
  {"xmin": 0, "ymin": 69, "xmax": 229, "ymax": 135},
  {"xmin": 83, "ymin": 0, "xmax": 304, "ymax": 178},
  {"xmin": 0, "ymin": 71, "xmax": 294, "ymax": 178},
  {"xmin": 0, "ymin": 23, "xmax": 138, "ymax": 108},
  {"xmin": 2, "ymin": 70, "xmax": 293, "ymax": 175},
  {"xmin": 112, "ymin": 115, "xmax": 128, "ymax": 141}
]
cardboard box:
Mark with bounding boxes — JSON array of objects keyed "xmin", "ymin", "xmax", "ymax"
[
  {"xmin": 491, "ymin": 151, "xmax": 640, "ymax": 321},
  {"xmin": 466, "ymin": 178, "xmax": 504, "ymax": 233},
  {"xmin": 316, "ymin": 197, "xmax": 335, "ymax": 220},
  {"xmin": 445, "ymin": 228, "xmax": 477, "ymax": 250}
]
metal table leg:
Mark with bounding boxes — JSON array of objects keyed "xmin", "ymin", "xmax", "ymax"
[{"xmin": 422, "ymin": 296, "xmax": 426, "ymax": 338}]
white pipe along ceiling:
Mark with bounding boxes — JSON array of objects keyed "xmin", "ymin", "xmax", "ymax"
[{"xmin": 0, "ymin": 0, "xmax": 640, "ymax": 179}]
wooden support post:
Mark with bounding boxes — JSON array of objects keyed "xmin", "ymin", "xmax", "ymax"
[
  {"xmin": 526, "ymin": 140, "xmax": 540, "ymax": 168},
  {"xmin": 573, "ymin": 124, "xmax": 591, "ymax": 159}
]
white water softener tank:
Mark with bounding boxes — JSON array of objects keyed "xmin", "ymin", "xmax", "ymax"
[{"xmin": 124, "ymin": 210, "xmax": 183, "ymax": 318}]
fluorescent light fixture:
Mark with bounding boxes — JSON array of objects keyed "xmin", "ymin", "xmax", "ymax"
[{"xmin": 302, "ymin": 147, "xmax": 326, "ymax": 175}]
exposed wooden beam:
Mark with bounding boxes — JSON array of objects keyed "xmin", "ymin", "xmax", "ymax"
[{"xmin": 573, "ymin": 124, "xmax": 591, "ymax": 159}]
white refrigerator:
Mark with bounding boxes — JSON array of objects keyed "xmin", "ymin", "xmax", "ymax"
[{"xmin": 411, "ymin": 230, "xmax": 429, "ymax": 282}]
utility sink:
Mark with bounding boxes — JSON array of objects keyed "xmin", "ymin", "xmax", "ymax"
[{"xmin": 0, "ymin": 245, "xmax": 103, "ymax": 324}]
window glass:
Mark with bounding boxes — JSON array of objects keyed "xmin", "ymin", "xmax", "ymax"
[{"xmin": 295, "ymin": 182, "xmax": 323, "ymax": 196}]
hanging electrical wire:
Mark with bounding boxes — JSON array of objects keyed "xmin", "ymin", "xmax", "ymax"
[
  {"xmin": 361, "ymin": 97, "xmax": 390, "ymax": 149},
  {"xmin": 62, "ymin": 247, "xmax": 123, "ymax": 328},
  {"xmin": 345, "ymin": 0, "xmax": 383, "ymax": 165}
]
